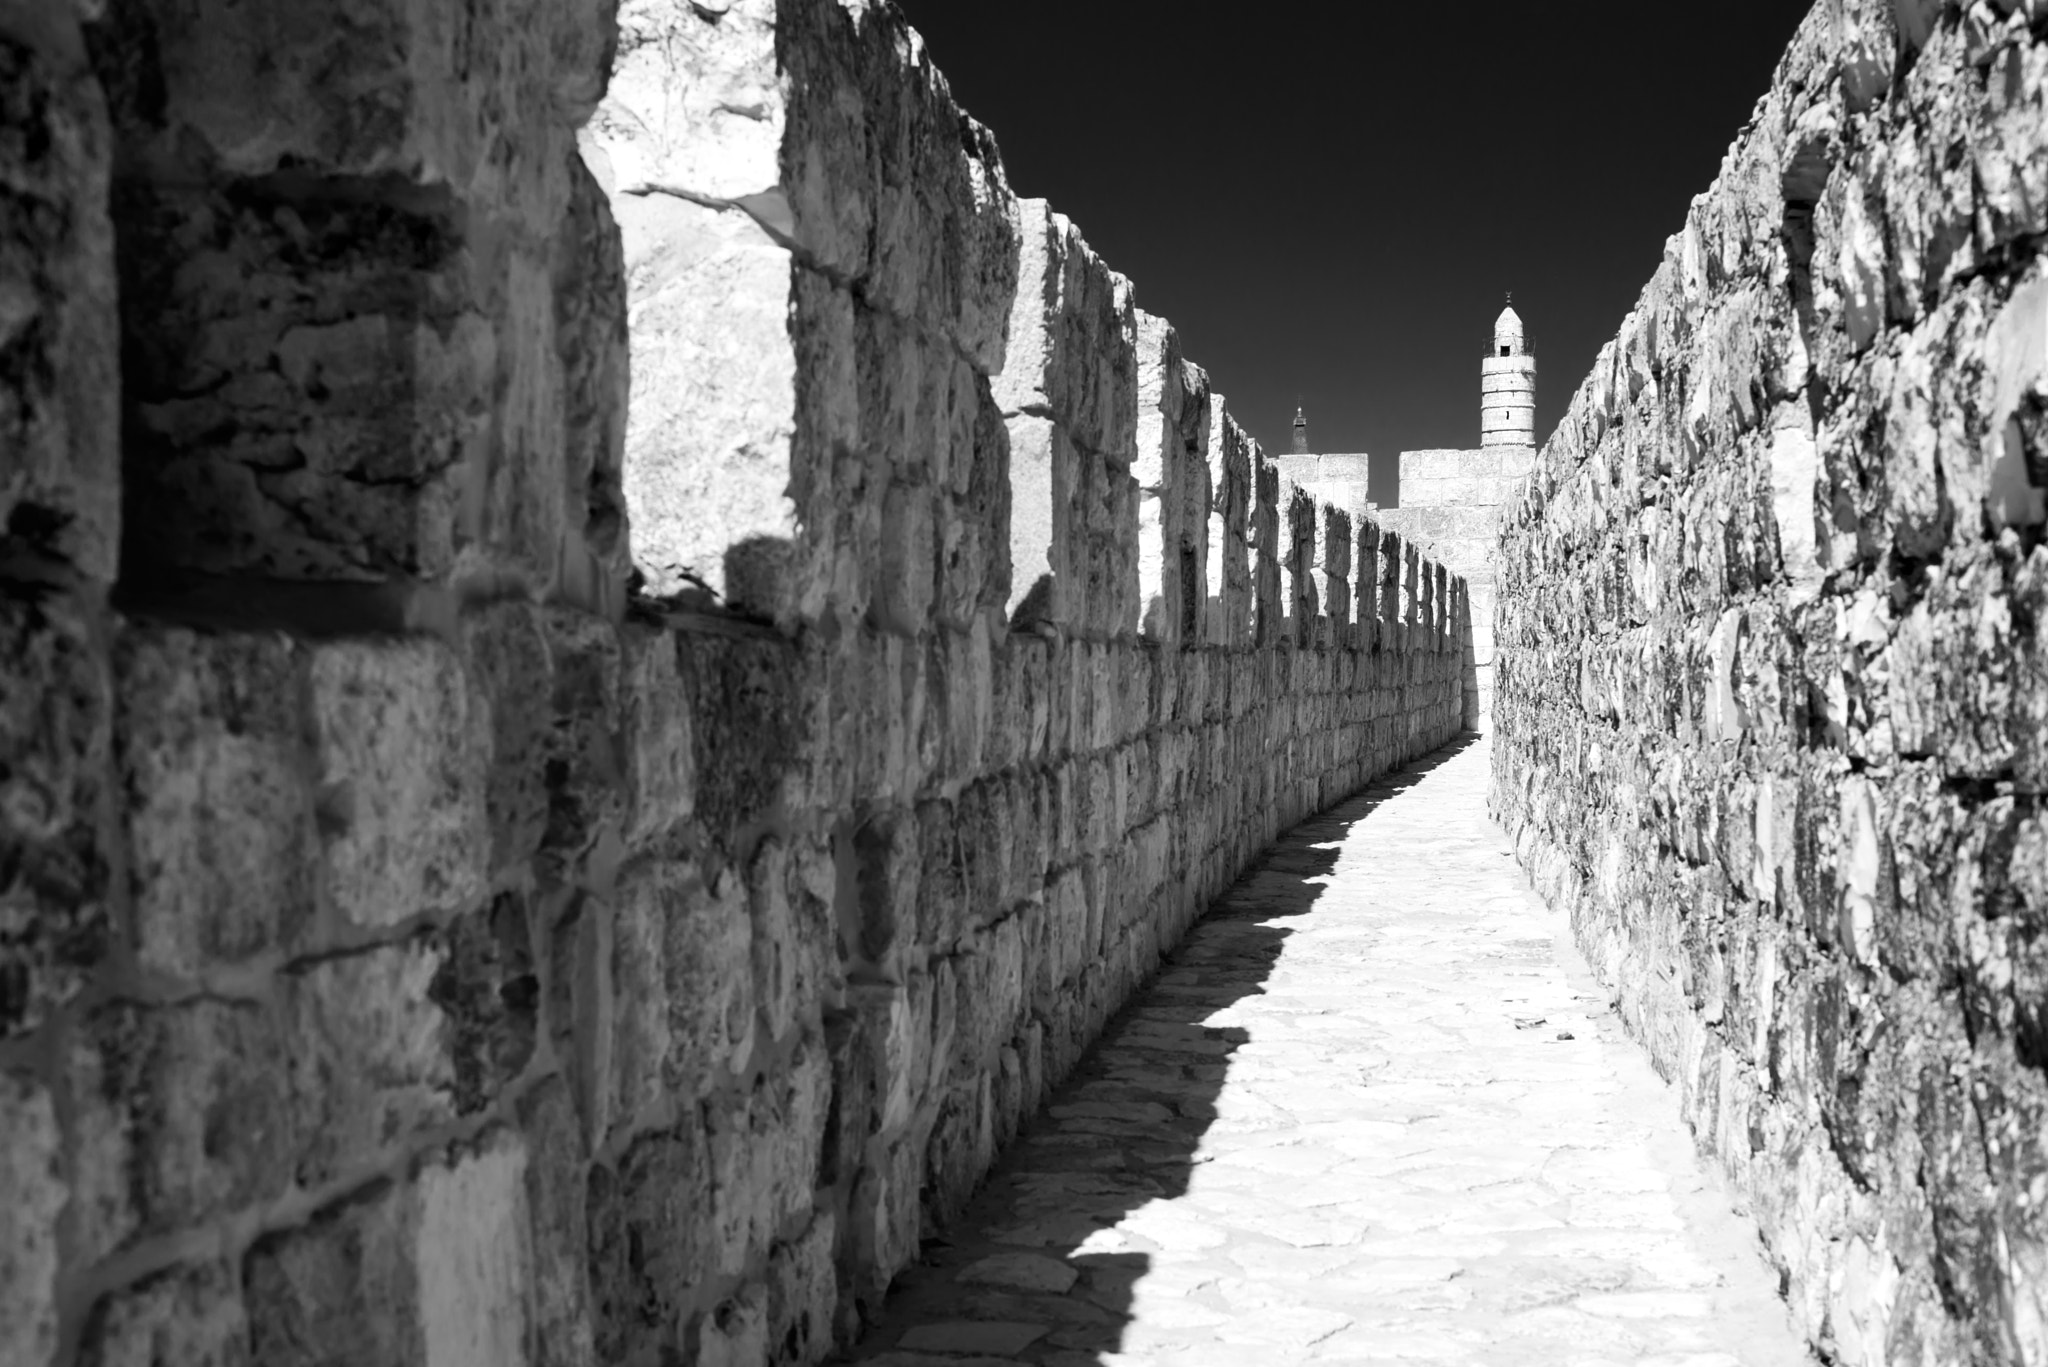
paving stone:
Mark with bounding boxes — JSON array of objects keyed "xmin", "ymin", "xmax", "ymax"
[
  {"xmin": 897, "ymin": 1321, "xmax": 1048, "ymax": 1355},
  {"xmin": 956, "ymin": 1253, "xmax": 1079, "ymax": 1295},
  {"xmin": 843, "ymin": 742, "xmax": 1809, "ymax": 1365}
]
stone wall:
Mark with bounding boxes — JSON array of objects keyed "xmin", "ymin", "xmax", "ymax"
[
  {"xmin": 1, "ymin": 2, "xmax": 1472, "ymax": 1365},
  {"xmin": 1492, "ymin": 3, "xmax": 2048, "ymax": 1363},
  {"xmin": 1382, "ymin": 445, "xmax": 1530, "ymax": 729}
]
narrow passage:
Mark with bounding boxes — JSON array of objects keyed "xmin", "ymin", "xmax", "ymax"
[{"xmin": 842, "ymin": 738, "xmax": 1809, "ymax": 1367}]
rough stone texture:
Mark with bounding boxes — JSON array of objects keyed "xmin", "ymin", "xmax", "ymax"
[
  {"xmin": 1, "ymin": 1, "xmax": 118, "ymax": 584},
  {"xmin": 0, "ymin": 1, "xmax": 121, "ymax": 1082},
  {"xmin": 1494, "ymin": 5, "xmax": 2048, "ymax": 1365},
  {"xmin": 87, "ymin": 0, "xmax": 628, "ymax": 608},
  {"xmin": 1, "ymin": 4, "xmax": 1474, "ymax": 1367}
]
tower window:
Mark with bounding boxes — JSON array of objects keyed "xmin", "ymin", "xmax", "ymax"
[{"xmin": 1499, "ymin": 345, "xmax": 1510, "ymax": 356}]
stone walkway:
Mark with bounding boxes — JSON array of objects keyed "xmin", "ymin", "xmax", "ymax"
[{"xmin": 839, "ymin": 737, "xmax": 1811, "ymax": 1367}]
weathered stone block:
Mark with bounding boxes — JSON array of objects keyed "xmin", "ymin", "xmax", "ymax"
[
  {"xmin": 460, "ymin": 605, "xmax": 556, "ymax": 872},
  {"xmin": 679, "ymin": 631, "xmax": 804, "ymax": 849},
  {"xmin": 619, "ymin": 625, "xmax": 694, "ymax": 843},
  {"xmin": 114, "ymin": 182, "xmax": 491, "ymax": 582},
  {"xmin": 78, "ymin": 1261, "xmax": 247, "ymax": 1367},
  {"xmin": 749, "ymin": 836, "xmax": 837, "ymax": 1047},
  {"xmin": 72, "ymin": 1000, "xmax": 295, "ymax": 1239},
  {"xmin": 587, "ymin": 1119, "xmax": 713, "ymax": 1365},
  {"xmin": 287, "ymin": 943, "xmax": 453, "ymax": 1185},
  {"xmin": 0, "ymin": 1073, "xmax": 62, "ymax": 1367},
  {"xmin": 766, "ymin": 1211, "xmax": 837, "ymax": 1367},
  {"xmin": 247, "ymin": 1135, "xmax": 536, "ymax": 1367},
  {"xmin": 431, "ymin": 895, "xmax": 538, "ymax": 1116},
  {"xmin": 514, "ymin": 1080, "xmax": 595, "ymax": 1367},
  {"xmin": 707, "ymin": 1038, "xmax": 828, "ymax": 1276},
  {"xmin": 993, "ymin": 202, "xmax": 1136, "ymax": 462},
  {"xmin": 1, "ymin": 596, "xmax": 113, "ymax": 1040},
  {"xmin": 853, "ymin": 807, "xmax": 920, "ymax": 969},
  {"xmin": 611, "ymin": 859, "xmax": 752, "ymax": 1127},
  {"xmin": 1, "ymin": 6, "xmax": 118, "ymax": 583},
  {"xmin": 310, "ymin": 639, "xmax": 488, "ymax": 931}
]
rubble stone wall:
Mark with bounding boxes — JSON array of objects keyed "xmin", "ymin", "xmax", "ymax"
[
  {"xmin": 1, "ymin": 3, "xmax": 1471, "ymax": 1366},
  {"xmin": 1492, "ymin": 3, "xmax": 2048, "ymax": 1363}
]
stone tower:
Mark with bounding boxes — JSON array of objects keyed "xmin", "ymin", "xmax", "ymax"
[
  {"xmin": 1291, "ymin": 404, "xmax": 1310, "ymax": 455},
  {"xmin": 1481, "ymin": 300, "xmax": 1536, "ymax": 448}
]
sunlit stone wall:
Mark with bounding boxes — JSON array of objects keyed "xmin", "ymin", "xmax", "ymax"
[
  {"xmin": 0, "ymin": 1, "xmax": 1471, "ymax": 1364},
  {"xmin": 1493, "ymin": 3, "xmax": 2048, "ymax": 1362}
]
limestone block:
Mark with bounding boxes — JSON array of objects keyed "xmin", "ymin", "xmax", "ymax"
[
  {"xmin": 747, "ymin": 836, "xmax": 836, "ymax": 1048},
  {"xmin": 288, "ymin": 943, "xmax": 454, "ymax": 1185},
  {"xmin": 0, "ymin": 1074, "xmax": 62, "ymax": 1367},
  {"xmin": 766, "ymin": 1212, "xmax": 836, "ymax": 1367},
  {"xmin": 707, "ymin": 1039, "xmax": 828, "ymax": 1277},
  {"xmin": 848, "ymin": 1134, "xmax": 923, "ymax": 1302},
  {"xmin": 586, "ymin": 1119, "xmax": 713, "ymax": 1364},
  {"xmin": 994, "ymin": 201, "xmax": 1138, "ymax": 462},
  {"xmin": 504, "ymin": 1081, "xmax": 593, "ymax": 1367},
  {"xmin": 935, "ymin": 621, "xmax": 994, "ymax": 778},
  {"xmin": 987, "ymin": 636, "xmax": 1051, "ymax": 770},
  {"xmin": 414, "ymin": 1137, "xmax": 537, "ymax": 1367},
  {"xmin": 77, "ymin": 1261, "xmax": 247, "ymax": 1367},
  {"xmin": 0, "ymin": 595, "xmax": 114, "ymax": 1040},
  {"xmin": 937, "ymin": 374, "xmax": 1014, "ymax": 628},
  {"xmin": 921, "ymin": 1073, "xmax": 994, "ymax": 1227},
  {"xmin": 85, "ymin": 0, "xmax": 621, "ymax": 593},
  {"xmin": 91, "ymin": 0, "xmax": 614, "ymax": 189},
  {"xmin": 1003, "ymin": 769, "xmax": 1049, "ymax": 906},
  {"xmin": 678, "ymin": 631, "xmax": 804, "ymax": 846},
  {"xmin": 310, "ymin": 639, "xmax": 489, "ymax": 931},
  {"xmin": 2017, "ymin": 549, "xmax": 2048, "ymax": 790},
  {"xmin": 853, "ymin": 806, "xmax": 920, "ymax": 967},
  {"xmin": 457, "ymin": 605, "xmax": 557, "ymax": 872},
  {"xmin": 70, "ymin": 999, "xmax": 295, "ymax": 1238},
  {"xmin": 0, "ymin": 4, "xmax": 118, "ymax": 582},
  {"xmin": 619, "ymin": 625, "xmax": 695, "ymax": 843},
  {"xmin": 611, "ymin": 860, "xmax": 753, "ymax": 1125},
  {"xmin": 116, "ymin": 181, "xmax": 494, "ymax": 581},
  {"xmin": 776, "ymin": 0, "xmax": 1019, "ymax": 370}
]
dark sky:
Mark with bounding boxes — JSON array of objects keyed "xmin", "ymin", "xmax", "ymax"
[{"xmin": 892, "ymin": 0, "xmax": 1816, "ymax": 505}]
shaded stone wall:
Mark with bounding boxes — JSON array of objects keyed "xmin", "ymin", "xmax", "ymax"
[
  {"xmin": 1493, "ymin": 3, "xmax": 2048, "ymax": 1363},
  {"xmin": 1, "ymin": 3, "xmax": 1472, "ymax": 1366}
]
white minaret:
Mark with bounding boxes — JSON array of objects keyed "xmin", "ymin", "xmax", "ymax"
[{"xmin": 1481, "ymin": 298, "xmax": 1536, "ymax": 448}]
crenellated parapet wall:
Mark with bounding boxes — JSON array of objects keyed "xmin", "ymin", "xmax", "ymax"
[
  {"xmin": 0, "ymin": 2, "xmax": 1471, "ymax": 1366},
  {"xmin": 1492, "ymin": 3, "xmax": 2048, "ymax": 1362}
]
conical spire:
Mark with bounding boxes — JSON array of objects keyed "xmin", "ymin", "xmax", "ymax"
[{"xmin": 1494, "ymin": 292, "xmax": 1525, "ymax": 354}]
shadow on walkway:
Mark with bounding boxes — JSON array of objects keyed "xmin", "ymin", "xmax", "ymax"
[{"xmin": 842, "ymin": 735, "xmax": 1481, "ymax": 1364}]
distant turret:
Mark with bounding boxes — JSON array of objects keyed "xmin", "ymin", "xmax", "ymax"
[
  {"xmin": 1482, "ymin": 298, "xmax": 1536, "ymax": 448},
  {"xmin": 1291, "ymin": 405, "xmax": 1310, "ymax": 456}
]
